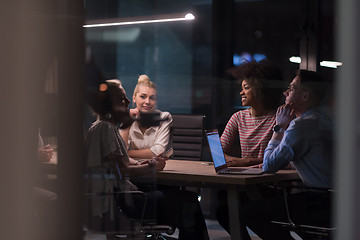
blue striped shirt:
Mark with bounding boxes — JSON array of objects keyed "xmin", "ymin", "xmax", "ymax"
[{"xmin": 263, "ymin": 107, "xmax": 333, "ymax": 188}]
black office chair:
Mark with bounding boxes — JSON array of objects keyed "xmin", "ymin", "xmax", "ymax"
[
  {"xmin": 83, "ymin": 169, "xmax": 174, "ymax": 240},
  {"xmin": 271, "ymin": 182, "xmax": 335, "ymax": 240},
  {"xmin": 170, "ymin": 114, "xmax": 208, "ymax": 212},
  {"xmin": 171, "ymin": 114, "xmax": 205, "ymax": 161}
]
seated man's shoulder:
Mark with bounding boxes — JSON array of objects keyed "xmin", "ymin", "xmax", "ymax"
[
  {"xmin": 89, "ymin": 121, "xmax": 114, "ymax": 135},
  {"xmin": 292, "ymin": 115, "xmax": 318, "ymax": 129},
  {"xmin": 95, "ymin": 120, "xmax": 112, "ymax": 128},
  {"xmin": 291, "ymin": 109, "xmax": 332, "ymax": 133}
]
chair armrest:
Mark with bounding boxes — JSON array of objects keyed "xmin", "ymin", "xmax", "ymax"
[{"xmin": 275, "ymin": 180, "xmax": 333, "ymax": 194}]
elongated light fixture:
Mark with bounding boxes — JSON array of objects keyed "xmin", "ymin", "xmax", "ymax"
[
  {"xmin": 320, "ymin": 61, "xmax": 343, "ymax": 68},
  {"xmin": 289, "ymin": 56, "xmax": 301, "ymax": 63},
  {"xmin": 289, "ymin": 56, "xmax": 343, "ymax": 69},
  {"xmin": 84, "ymin": 13, "xmax": 195, "ymax": 28}
]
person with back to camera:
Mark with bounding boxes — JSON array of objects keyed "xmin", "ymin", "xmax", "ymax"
[
  {"xmin": 33, "ymin": 131, "xmax": 57, "ymax": 240},
  {"xmin": 85, "ymin": 79, "xmax": 209, "ymax": 240},
  {"xmin": 240, "ymin": 69, "xmax": 333, "ymax": 240},
  {"xmin": 120, "ymin": 74, "xmax": 172, "ymax": 160},
  {"xmin": 217, "ymin": 60, "xmax": 286, "ymax": 233}
]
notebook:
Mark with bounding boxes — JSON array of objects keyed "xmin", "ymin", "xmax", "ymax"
[{"xmin": 205, "ymin": 129, "xmax": 264, "ymax": 175}]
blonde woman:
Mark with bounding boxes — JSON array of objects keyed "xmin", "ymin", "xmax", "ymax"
[
  {"xmin": 121, "ymin": 75, "xmax": 172, "ymax": 160},
  {"xmin": 86, "ymin": 79, "xmax": 208, "ymax": 239}
]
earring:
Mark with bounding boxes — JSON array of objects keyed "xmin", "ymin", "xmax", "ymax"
[{"xmin": 106, "ymin": 113, "xmax": 112, "ymax": 119}]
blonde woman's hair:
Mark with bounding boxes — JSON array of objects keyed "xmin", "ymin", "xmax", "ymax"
[{"xmin": 133, "ymin": 74, "xmax": 156, "ymax": 98}]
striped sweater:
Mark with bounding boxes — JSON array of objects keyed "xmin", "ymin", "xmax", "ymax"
[{"xmin": 220, "ymin": 109, "xmax": 276, "ymax": 159}]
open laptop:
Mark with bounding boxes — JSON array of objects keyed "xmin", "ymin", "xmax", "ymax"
[{"xmin": 205, "ymin": 129, "xmax": 264, "ymax": 175}]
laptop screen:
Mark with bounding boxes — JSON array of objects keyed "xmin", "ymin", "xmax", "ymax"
[{"xmin": 205, "ymin": 130, "xmax": 227, "ymax": 168}]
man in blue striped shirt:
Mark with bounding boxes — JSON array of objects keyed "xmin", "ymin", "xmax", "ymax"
[{"xmin": 241, "ymin": 69, "xmax": 333, "ymax": 240}]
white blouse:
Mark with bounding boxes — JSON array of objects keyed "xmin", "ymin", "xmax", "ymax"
[{"xmin": 128, "ymin": 111, "xmax": 173, "ymax": 157}]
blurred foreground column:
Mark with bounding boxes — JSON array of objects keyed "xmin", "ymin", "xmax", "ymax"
[
  {"xmin": 336, "ymin": 0, "xmax": 360, "ymax": 239},
  {"xmin": 0, "ymin": 1, "xmax": 84, "ymax": 240}
]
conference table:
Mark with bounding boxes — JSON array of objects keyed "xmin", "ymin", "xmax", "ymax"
[
  {"xmin": 156, "ymin": 160, "xmax": 300, "ymax": 240},
  {"xmin": 40, "ymin": 158, "xmax": 299, "ymax": 239}
]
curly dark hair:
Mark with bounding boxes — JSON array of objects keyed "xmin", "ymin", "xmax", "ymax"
[{"xmin": 227, "ymin": 60, "xmax": 285, "ymax": 110}]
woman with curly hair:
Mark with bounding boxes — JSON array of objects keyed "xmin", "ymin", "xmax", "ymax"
[
  {"xmin": 217, "ymin": 60, "xmax": 285, "ymax": 235},
  {"xmin": 221, "ymin": 60, "xmax": 285, "ymax": 167}
]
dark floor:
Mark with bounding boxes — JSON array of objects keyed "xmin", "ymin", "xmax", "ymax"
[{"xmin": 83, "ymin": 219, "xmax": 263, "ymax": 240}]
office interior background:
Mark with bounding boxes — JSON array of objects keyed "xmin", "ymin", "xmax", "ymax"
[
  {"xmin": 84, "ymin": 0, "xmax": 336, "ymax": 131},
  {"xmin": 0, "ymin": 0, "xmax": 359, "ymax": 239}
]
